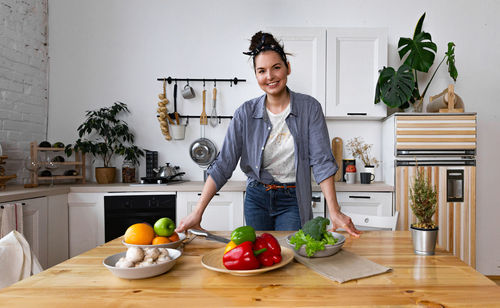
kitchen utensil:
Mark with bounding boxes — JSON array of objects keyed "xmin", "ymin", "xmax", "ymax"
[
  {"xmin": 286, "ymin": 231, "xmax": 345, "ymax": 258},
  {"xmin": 200, "ymin": 89, "xmax": 208, "ymax": 125},
  {"xmin": 189, "ymin": 138, "xmax": 217, "ymax": 167},
  {"xmin": 174, "ymin": 83, "xmax": 180, "ymax": 124},
  {"xmin": 201, "ymin": 246, "xmax": 294, "ymax": 276},
  {"xmin": 170, "ymin": 123, "xmax": 186, "ymax": 140},
  {"xmin": 209, "ymin": 87, "xmax": 218, "ymax": 127},
  {"xmin": 181, "ymin": 83, "xmax": 195, "ymax": 99},
  {"xmin": 103, "ymin": 248, "xmax": 181, "ymax": 279},
  {"xmin": 332, "ymin": 137, "xmax": 343, "ymax": 182},
  {"xmin": 153, "ymin": 163, "xmax": 183, "ymax": 178},
  {"xmin": 188, "ymin": 229, "xmax": 230, "ymax": 243},
  {"xmin": 122, "ymin": 232, "xmax": 187, "ymax": 249}
]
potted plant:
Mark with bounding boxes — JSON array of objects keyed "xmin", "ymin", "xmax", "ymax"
[
  {"xmin": 65, "ymin": 102, "xmax": 144, "ymax": 184},
  {"xmin": 346, "ymin": 137, "xmax": 379, "ymax": 182},
  {"xmin": 409, "ymin": 166, "xmax": 438, "ymax": 255},
  {"xmin": 374, "ymin": 12, "xmax": 458, "ymax": 112}
]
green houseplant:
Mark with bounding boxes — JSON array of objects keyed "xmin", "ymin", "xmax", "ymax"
[
  {"xmin": 65, "ymin": 102, "xmax": 144, "ymax": 184},
  {"xmin": 374, "ymin": 12, "xmax": 458, "ymax": 111},
  {"xmin": 409, "ymin": 166, "xmax": 438, "ymax": 255}
]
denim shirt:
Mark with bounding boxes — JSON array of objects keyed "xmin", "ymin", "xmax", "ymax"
[{"xmin": 207, "ymin": 89, "xmax": 338, "ymax": 226}]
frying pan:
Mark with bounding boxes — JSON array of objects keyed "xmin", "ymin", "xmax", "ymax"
[{"xmin": 189, "ymin": 138, "xmax": 217, "ymax": 167}]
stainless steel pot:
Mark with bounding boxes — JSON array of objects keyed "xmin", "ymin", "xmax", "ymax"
[
  {"xmin": 153, "ymin": 163, "xmax": 185, "ymax": 179},
  {"xmin": 189, "ymin": 138, "xmax": 217, "ymax": 167}
]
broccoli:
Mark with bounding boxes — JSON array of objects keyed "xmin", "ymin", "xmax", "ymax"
[{"xmin": 302, "ymin": 216, "xmax": 330, "ymax": 241}]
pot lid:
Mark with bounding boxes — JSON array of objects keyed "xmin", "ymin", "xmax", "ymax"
[{"xmin": 189, "ymin": 138, "xmax": 217, "ymax": 167}]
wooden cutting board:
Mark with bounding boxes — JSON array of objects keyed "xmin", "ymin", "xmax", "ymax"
[{"xmin": 332, "ymin": 137, "xmax": 343, "ymax": 182}]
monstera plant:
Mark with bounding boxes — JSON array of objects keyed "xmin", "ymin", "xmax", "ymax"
[{"xmin": 374, "ymin": 13, "xmax": 458, "ymax": 111}]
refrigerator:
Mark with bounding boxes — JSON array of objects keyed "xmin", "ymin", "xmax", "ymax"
[{"xmin": 382, "ymin": 113, "xmax": 477, "ymax": 267}]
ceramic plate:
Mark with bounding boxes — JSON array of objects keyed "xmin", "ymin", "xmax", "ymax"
[
  {"xmin": 122, "ymin": 232, "xmax": 187, "ymax": 249},
  {"xmin": 286, "ymin": 231, "xmax": 345, "ymax": 258},
  {"xmin": 201, "ymin": 245, "xmax": 294, "ymax": 276},
  {"xmin": 103, "ymin": 248, "xmax": 181, "ymax": 279}
]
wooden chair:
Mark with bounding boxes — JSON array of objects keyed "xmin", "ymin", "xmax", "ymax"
[{"xmin": 343, "ymin": 211, "xmax": 399, "ymax": 231}]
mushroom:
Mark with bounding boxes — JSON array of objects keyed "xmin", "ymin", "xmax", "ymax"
[
  {"xmin": 115, "ymin": 257, "xmax": 135, "ymax": 268},
  {"xmin": 125, "ymin": 247, "xmax": 144, "ymax": 263},
  {"xmin": 144, "ymin": 248, "xmax": 160, "ymax": 261}
]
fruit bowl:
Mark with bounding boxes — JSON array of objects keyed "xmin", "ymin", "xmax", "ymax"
[
  {"xmin": 285, "ymin": 231, "xmax": 345, "ymax": 258},
  {"xmin": 103, "ymin": 248, "xmax": 181, "ymax": 279},
  {"xmin": 122, "ymin": 232, "xmax": 187, "ymax": 249}
]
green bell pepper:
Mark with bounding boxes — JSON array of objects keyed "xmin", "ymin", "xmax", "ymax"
[{"xmin": 230, "ymin": 226, "xmax": 256, "ymax": 245}]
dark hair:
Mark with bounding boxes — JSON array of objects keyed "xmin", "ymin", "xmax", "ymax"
[{"xmin": 244, "ymin": 31, "xmax": 289, "ymax": 69}]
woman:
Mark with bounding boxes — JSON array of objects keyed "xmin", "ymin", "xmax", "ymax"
[{"xmin": 176, "ymin": 31, "xmax": 360, "ymax": 237}]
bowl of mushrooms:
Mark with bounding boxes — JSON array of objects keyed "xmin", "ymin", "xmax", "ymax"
[{"xmin": 103, "ymin": 246, "xmax": 181, "ymax": 279}]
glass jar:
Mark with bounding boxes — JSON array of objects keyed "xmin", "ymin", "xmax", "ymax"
[{"xmin": 121, "ymin": 160, "xmax": 136, "ymax": 183}]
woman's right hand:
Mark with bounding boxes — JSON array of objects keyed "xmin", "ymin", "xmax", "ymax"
[{"xmin": 175, "ymin": 210, "xmax": 203, "ymax": 233}]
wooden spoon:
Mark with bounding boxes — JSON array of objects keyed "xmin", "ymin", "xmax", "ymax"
[{"xmin": 200, "ymin": 89, "xmax": 208, "ymax": 125}]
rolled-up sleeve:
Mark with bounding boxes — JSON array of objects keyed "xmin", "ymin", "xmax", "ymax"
[
  {"xmin": 308, "ymin": 101, "xmax": 338, "ymax": 184},
  {"xmin": 206, "ymin": 108, "xmax": 244, "ymax": 191}
]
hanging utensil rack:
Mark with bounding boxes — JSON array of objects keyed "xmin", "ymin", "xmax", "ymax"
[{"xmin": 156, "ymin": 76, "xmax": 246, "ymax": 121}]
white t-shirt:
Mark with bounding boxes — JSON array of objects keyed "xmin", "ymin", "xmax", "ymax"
[{"xmin": 263, "ymin": 103, "xmax": 296, "ymax": 183}]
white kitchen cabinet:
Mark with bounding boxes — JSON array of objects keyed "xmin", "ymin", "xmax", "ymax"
[
  {"xmin": 336, "ymin": 192, "xmax": 393, "ymax": 216},
  {"xmin": 68, "ymin": 193, "xmax": 105, "ymax": 257},
  {"xmin": 176, "ymin": 192, "xmax": 244, "ymax": 231},
  {"xmin": 326, "ymin": 28, "xmax": 387, "ymax": 118},
  {"xmin": 46, "ymin": 194, "xmax": 68, "ymax": 268},
  {"xmin": 267, "ymin": 27, "xmax": 326, "ymax": 111},
  {"xmin": 270, "ymin": 27, "xmax": 387, "ymax": 118},
  {"xmin": 21, "ymin": 197, "xmax": 48, "ymax": 269}
]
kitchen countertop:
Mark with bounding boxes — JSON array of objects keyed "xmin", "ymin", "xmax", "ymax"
[
  {"xmin": 0, "ymin": 231, "xmax": 498, "ymax": 306},
  {"xmin": 0, "ymin": 181, "xmax": 393, "ymax": 202}
]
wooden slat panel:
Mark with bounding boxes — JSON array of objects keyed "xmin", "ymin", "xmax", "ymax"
[
  {"xmin": 455, "ymin": 203, "xmax": 461, "ymax": 259},
  {"xmin": 397, "ymin": 144, "xmax": 476, "ymax": 149},
  {"xmin": 433, "ymin": 167, "xmax": 439, "ymax": 227},
  {"xmin": 397, "ymin": 123, "xmax": 476, "ymax": 128},
  {"xmin": 396, "ymin": 167, "xmax": 401, "ymax": 230},
  {"xmin": 397, "ymin": 130, "xmax": 476, "ymax": 135},
  {"xmin": 439, "ymin": 168, "xmax": 447, "ymax": 250},
  {"xmin": 397, "ymin": 137, "xmax": 476, "ymax": 143},
  {"xmin": 464, "ymin": 167, "xmax": 470, "ymax": 265},
  {"xmin": 403, "ymin": 167, "xmax": 408, "ymax": 231},
  {"xmin": 471, "ymin": 166, "xmax": 476, "ymax": 268},
  {"xmin": 397, "ymin": 115, "xmax": 476, "ymax": 121},
  {"xmin": 449, "ymin": 202, "xmax": 454, "ymax": 253}
]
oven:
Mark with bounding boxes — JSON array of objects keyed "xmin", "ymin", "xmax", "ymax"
[{"xmin": 104, "ymin": 192, "xmax": 176, "ymax": 242}]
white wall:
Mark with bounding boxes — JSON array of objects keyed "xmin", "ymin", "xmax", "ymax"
[
  {"xmin": 47, "ymin": 0, "xmax": 500, "ymax": 275},
  {"xmin": 0, "ymin": 0, "xmax": 48, "ymax": 182}
]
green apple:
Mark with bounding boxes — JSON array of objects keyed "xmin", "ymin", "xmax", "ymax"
[{"xmin": 154, "ymin": 217, "xmax": 175, "ymax": 237}]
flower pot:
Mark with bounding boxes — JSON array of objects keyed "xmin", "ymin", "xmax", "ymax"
[
  {"xmin": 410, "ymin": 225, "xmax": 439, "ymax": 255},
  {"xmin": 95, "ymin": 167, "xmax": 116, "ymax": 184}
]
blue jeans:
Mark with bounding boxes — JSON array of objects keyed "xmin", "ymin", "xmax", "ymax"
[{"xmin": 244, "ymin": 180, "xmax": 301, "ymax": 231}]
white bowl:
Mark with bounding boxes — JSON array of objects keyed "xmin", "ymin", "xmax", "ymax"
[
  {"xmin": 103, "ymin": 248, "xmax": 181, "ymax": 279},
  {"xmin": 122, "ymin": 232, "xmax": 186, "ymax": 249},
  {"xmin": 286, "ymin": 231, "xmax": 345, "ymax": 258}
]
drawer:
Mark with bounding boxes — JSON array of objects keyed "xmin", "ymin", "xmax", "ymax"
[{"xmin": 336, "ymin": 192, "xmax": 393, "ymax": 216}]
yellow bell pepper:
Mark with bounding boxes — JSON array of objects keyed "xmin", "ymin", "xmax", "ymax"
[{"xmin": 224, "ymin": 240, "xmax": 238, "ymax": 254}]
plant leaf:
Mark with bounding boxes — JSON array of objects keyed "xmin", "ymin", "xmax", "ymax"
[
  {"xmin": 398, "ymin": 31, "xmax": 437, "ymax": 73},
  {"xmin": 413, "ymin": 12, "xmax": 426, "ymax": 37},
  {"xmin": 446, "ymin": 42, "xmax": 458, "ymax": 81},
  {"xmin": 376, "ymin": 65, "xmax": 415, "ymax": 108}
]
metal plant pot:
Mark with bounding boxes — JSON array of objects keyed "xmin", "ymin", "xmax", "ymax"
[{"xmin": 410, "ymin": 225, "xmax": 439, "ymax": 255}]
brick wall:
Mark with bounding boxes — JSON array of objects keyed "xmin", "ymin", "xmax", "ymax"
[{"xmin": 0, "ymin": 0, "xmax": 48, "ymax": 183}]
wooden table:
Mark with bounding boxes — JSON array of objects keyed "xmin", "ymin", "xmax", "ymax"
[{"xmin": 1, "ymin": 231, "xmax": 499, "ymax": 307}]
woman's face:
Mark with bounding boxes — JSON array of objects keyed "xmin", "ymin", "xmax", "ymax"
[{"xmin": 254, "ymin": 51, "xmax": 290, "ymax": 97}]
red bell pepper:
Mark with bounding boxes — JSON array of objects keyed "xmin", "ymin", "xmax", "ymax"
[
  {"xmin": 222, "ymin": 241, "xmax": 266, "ymax": 270},
  {"xmin": 253, "ymin": 233, "xmax": 282, "ymax": 267}
]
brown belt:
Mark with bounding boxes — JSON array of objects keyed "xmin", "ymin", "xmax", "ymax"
[{"xmin": 263, "ymin": 183, "xmax": 296, "ymax": 191}]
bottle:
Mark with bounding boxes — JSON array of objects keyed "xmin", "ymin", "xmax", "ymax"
[{"xmin": 121, "ymin": 160, "xmax": 136, "ymax": 183}]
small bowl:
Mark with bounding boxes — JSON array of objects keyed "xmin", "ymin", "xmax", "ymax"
[
  {"xmin": 103, "ymin": 248, "xmax": 181, "ymax": 279},
  {"xmin": 122, "ymin": 232, "xmax": 186, "ymax": 249},
  {"xmin": 286, "ymin": 231, "xmax": 345, "ymax": 258}
]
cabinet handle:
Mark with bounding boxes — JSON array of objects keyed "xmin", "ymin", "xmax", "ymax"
[
  {"xmin": 347, "ymin": 113, "xmax": 367, "ymax": 116},
  {"xmin": 349, "ymin": 196, "xmax": 371, "ymax": 199},
  {"xmin": 198, "ymin": 193, "xmax": 220, "ymax": 196}
]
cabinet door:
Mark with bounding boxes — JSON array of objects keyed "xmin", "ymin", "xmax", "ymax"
[
  {"xmin": 267, "ymin": 27, "xmax": 326, "ymax": 111},
  {"xmin": 22, "ymin": 197, "xmax": 48, "ymax": 269},
  {"xmin": 47, "ymin": 194, "xmax": 68, "ymax": 268},
  {"xmin": 68, "ymin": 193, "xmax": 105, "ymax": 257},
  {"xmin": 177, "ymin": 192, "xmax": 244, "ymax": 231},
  {"xmin": 326, "ymin": 28, "xmax": 387, "ymax": 117}
]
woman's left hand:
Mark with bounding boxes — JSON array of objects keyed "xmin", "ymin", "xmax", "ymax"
[{"xmin": 329, "ymin": 211, "xmax": 362, "ymax": 238}]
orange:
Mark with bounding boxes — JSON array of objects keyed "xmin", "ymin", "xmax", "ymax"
[
  {"xmin": 152, "ymin": 236, "xmax": 171, "ymax": 245},
  {"xmin": 168, "ymin": 232, "xmax": 180, "ymax": 242},
  {"xmin": 124, "ymin": 223, "xmax": 155, "ymax": 245}
]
